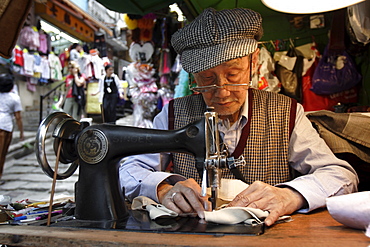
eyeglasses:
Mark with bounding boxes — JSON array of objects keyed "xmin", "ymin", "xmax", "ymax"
[{"xmin": 191, "ymin": 83, "xmax": 250, "ymax": 93}]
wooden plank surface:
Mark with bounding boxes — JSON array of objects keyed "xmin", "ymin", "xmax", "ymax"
[{"xmin": 0, "ymin": 209, "xmax": 369, "ymax": 246}]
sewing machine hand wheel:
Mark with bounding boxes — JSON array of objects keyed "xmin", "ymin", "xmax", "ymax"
[{"xmin": 35, "ymin": 111, "xmax": 83, "ymax": 180}]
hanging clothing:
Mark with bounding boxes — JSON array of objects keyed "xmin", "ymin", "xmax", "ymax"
[
  {"xmin": 13, "ymin": 46, "xmax": 24, "ymax": 67},
  {"xmin": 33, "ymin": 53, "xmax": 42, "ymax": 77},
  {"xmin": 18, "ymin": 26, "xmax": 40, "ymax": 51},
  {"xmin": 81, "ymin": 54, "xmax": 105, "ymax": 79},
  {"xmin": 126, "ymin": 62, "xmax": 158, "ymax": 128},
  {"xmin": 22, "ymin": 51, "xmax": 34, "ymax": 77},
  {"xmin": 38, "ymin": 32, "xmax": 48, "ymax": 54},
  {"xmin": 48, "ymin": 53, "xmax": 63, "ymax": 81},
  {"xmin": 40, "ymin": 56, "xmax": 50, "ymax": 80}
]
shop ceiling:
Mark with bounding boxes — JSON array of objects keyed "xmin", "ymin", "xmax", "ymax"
[
  {"xmin": 95, "ymin": 0, "xmax": 332, "ymax": 47},
  {"xmin": 96, "ymin": 0, "xmax": 281, "ymax": 20}
]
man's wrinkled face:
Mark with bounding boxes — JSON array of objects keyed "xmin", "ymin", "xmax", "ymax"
[{"xmin": 193, "ymin": 51, "xmax": 258, "ymax": 123}]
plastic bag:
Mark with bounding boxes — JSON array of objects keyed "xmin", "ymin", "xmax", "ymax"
[
  {"xmin": 251, "ymin": 47, "xmax": 280, "ymax": 93},
  {"xmin": 347, "ymin": 0, "xmax": 370, "ymax": 45},
  {"xmin": 311, "ymin": 46, "xmax": 362, "ymax": 95},
  {"xmin": 275, "ymin": 47, "xmax": 303, "ymax": 102}
]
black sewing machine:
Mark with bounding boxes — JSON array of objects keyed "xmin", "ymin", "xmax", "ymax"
[{"xmin": 35, "ymin": 111, "xmax": 264, "ymax": 235}]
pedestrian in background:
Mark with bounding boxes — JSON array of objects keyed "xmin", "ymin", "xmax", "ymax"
[
  {"xmin": 63, "ymin": 61, "xmax": 86, "ymax": 120},
  {"xmin": 92, "ymin": 64, "xmax": 124, "ymax": 123},
  {"xmin": 69, "ymin": 43, "xmax": 83, "ymax": 61},
  {"xmin": 0, "ymin": 73, "xmax": 24, "ymax": 184}
]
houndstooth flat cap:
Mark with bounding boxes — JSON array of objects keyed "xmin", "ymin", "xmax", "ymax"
[{"xmin": 171, "ymin": 8, "xmax": 263, "ymax": 73}]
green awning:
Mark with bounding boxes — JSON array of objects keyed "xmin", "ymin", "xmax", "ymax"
[
  {"xmin": 96, "ymin": 0, "xmax": 183, "ymax": 16},
  {"xmin": 96, "ymin": 0, "xmax": 280, "ymax": 19}
]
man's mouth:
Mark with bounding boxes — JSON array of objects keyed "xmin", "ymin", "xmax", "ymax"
[{"xmin": 214, "ymin": 101, "xmax": 233, "ymax": 106}]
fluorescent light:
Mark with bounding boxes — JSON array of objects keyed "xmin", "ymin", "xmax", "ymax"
[
  {"xmin": 262, "ymin": 0, "xmax": 366, "ymax": 14},
  {"xmin": 59, "ymin": 33, "xmax": 79, "ymax": 43},
  {"xmin": 40, "ymin": 20, "xmax": 79, "ymax": 43},
  {"xmin": 169, "ymin": 3, "xmax": 184, "ymax": 22},
  {"xmin": 40, "ymin": 20, "xmax": 60, "ymax": 34}
]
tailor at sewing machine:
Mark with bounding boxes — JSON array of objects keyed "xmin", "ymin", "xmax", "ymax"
[{"xmin": 35, "ymin": 109, "xmax": 250, "ymax": 233}]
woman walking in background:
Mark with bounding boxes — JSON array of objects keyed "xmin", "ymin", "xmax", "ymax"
[
  {"xmin": 92, "ymin": 64, "xmax": 124, "ymax": 123},
  {"xmin": 0, "ymin": 73, "xmax": 24, "ymax": 185},
  {"xmin": 63, "ymin": 61, "xmax": 86, "ymax": 120}
]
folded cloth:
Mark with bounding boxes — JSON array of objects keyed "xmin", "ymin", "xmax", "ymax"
[
  {"xmin": 326, "ymin": 191, "xmax": 370, "ymax": 238},
  {"xmin": 205, "ymin": 207, "xmax": 265, "ymax": 225},
  {"xmin": 205, "ymin": 207, "xmax": 291, "ymax": 225},
  {"xmin": 132, "ymin": 196, "xmax": 178, "ymax": 219},
  {"xmin": 218, "ymin": 178, "xmax": 249, "ymax": 202},
  {"xmin": 132, "ymin": 196, "xmax": 291, "ymax": 225}
]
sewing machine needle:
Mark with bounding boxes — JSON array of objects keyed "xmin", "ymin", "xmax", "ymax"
[{"xmin": 201, "ymin": 168, "xmax": 207, "ymax": 197}]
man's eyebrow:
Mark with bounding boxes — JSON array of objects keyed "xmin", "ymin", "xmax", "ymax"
[{"xmin": 223, "ymin": 59, "xmax": 244, "ymax": 67}]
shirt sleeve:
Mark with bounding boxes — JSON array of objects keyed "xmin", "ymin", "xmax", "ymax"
[
  {"xmin": 13, "ymin": 94, "xmax": 22, "ymax": 112},
  {"xmin": 119, "ymin": 103, "xmax": 185, "ymax": 202},
  {"xmin": 114, "ymin": 74, "xmax": 123, "ymax": 91},
  {"xmin": 97, "ymin": 77, "xmax": 104, "ymax": 103},
  {"xmin": 279, "ymin": 103, "xmax": 359, "ymax": 212}
]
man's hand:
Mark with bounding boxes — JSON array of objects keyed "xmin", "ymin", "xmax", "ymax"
[
  {"xmin": 157, "ymin": 178, "xmax": 211, "ymax": 218},
  {"xmin": 227, "ymin": 181, "xmax": 306, "ymax": 226}
]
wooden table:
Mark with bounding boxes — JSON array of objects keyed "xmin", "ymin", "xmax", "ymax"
[{"xmin": 0, "ymin": 209, "xmax": 368, "ymax": 246}]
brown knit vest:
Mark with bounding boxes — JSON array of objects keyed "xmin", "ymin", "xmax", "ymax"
[{"xmin": 169, "ymin": 89, "xmax": 297, "ymax": 185}]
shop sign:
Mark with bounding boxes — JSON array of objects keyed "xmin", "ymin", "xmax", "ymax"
[{"xmin": 35, "ymin": 1, "xmax": 95, "ymax": 42}]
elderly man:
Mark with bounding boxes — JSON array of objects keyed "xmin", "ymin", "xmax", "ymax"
[{"xmin": 119, "ymin": 8, "xmax": 358, "ymax": 226}]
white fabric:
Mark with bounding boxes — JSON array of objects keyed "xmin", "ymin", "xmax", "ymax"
[
  {"xmin": 326, "ymin": 191, "xmax": 370, "ymax": 238},
  {"xmin": 131, "ymin": 195, "xmax": 291, "ymax": 225},
  {"xmin": 218, "ymin": 179, "xmax": 249, "ymax": 202},
  {"xmin": 132, "ymin": 196, "xmax": 178, "ymax": 219},
  {"xmin": 204, "ymin": 207, "xmax": 291, "ymax": 225}
]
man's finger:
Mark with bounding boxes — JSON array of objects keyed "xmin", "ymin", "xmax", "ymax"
[{"xmin": 264, "ymin": 210, "xmax": 280, "ymax": 226}]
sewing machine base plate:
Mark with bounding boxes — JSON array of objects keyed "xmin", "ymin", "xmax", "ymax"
[{"xmin": 48, "ymin": 210, "xmax": 265, "ymax": 236}]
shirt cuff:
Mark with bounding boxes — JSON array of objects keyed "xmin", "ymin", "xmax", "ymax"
[
  {"xmin": 278, "ymin": 176, "xmax": 328, "ymax": 213},
  {"xmin": 141, "ymin": 172, "xmax": 185, "ymax": 202}
]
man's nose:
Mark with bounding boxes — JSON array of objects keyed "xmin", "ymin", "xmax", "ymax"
[{"xmin": 213, "ymin": 85, "xmax": 230, "ymax": 97}]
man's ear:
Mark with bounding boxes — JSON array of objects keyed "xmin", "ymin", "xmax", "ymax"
[
  {"xmin": 251, "ymin": 48, "xmax": 260, "ymax": 74},
  {"xmin": 252, "ymin": 48, "xmax": 260, "ymax": 64}
]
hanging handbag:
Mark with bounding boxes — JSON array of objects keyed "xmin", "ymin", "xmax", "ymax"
[
  {"xmin": 310, "ymin": 46, "xmax": 362, "ymax": 95},
  {"xmin": 311, "ymin": 9, "xmax": 362, "ymax": 95}
]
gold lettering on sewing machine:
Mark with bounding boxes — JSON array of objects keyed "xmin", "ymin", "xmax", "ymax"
[
  {"xmin": 77, "ymin": 129, "xmax": 108, "ymax": 164},
  {"xmin": 112, "ymin": 135, "xmax": 153, "ymax": 143}
]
